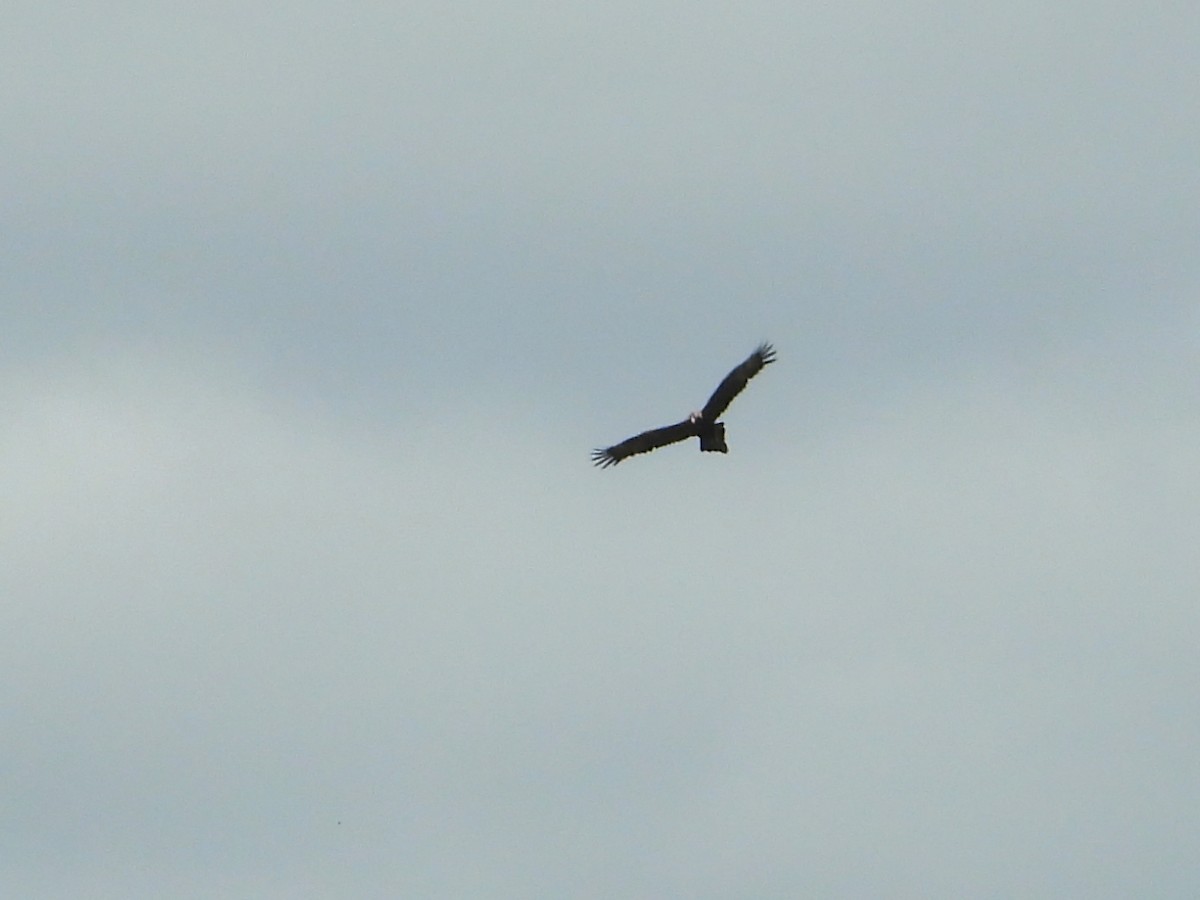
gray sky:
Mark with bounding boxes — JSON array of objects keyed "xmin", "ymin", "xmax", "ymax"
[{"xmin": 5, "ymin": 2, "xmax": 1200, "ymax": 896}]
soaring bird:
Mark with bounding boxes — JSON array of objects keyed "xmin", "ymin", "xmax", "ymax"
[{"xmin": 592, "ymin": 342, "xmax": 775, "ymax": 468}]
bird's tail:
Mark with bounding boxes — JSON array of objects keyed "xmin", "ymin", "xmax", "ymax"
[{"xmin": 699, "ymin": 422, "xmax": 728, "ymax": 453}]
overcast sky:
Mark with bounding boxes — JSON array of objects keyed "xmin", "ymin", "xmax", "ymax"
[{"xmin": 5, "ymin": 2, "xmax": 1200, "ymax": 896}]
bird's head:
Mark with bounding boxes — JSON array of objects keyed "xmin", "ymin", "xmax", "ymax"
[{"xmin": 688, "ymin": 411, "xmax": 702, "ymax": 424}]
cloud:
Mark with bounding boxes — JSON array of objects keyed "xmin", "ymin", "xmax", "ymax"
[
  {"xmin": 3, "ymin": 336, "xmax": 1198, "ymax": 895},
  {"xmin": 5, "ymin": 1, "xmax": 1200, "ymax": 894}
]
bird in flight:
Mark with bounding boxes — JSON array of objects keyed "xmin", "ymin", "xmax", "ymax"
[{"xmin": 592, "ymin": 342, "xmax": 776, "ymax": 468}]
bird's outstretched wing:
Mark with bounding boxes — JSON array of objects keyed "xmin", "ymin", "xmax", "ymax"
[
  {"xmin": 700, "ymin": 342, "xmax": 776, "ymax": 422},
  {"xmin": 591, "ymin": 419, "xmax": 698, "ymax": 468}
]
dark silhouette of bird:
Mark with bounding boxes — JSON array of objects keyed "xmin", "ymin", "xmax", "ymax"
[{"xmin": 592, "ymin": 342, "xmax": 775, "ymax": 468}]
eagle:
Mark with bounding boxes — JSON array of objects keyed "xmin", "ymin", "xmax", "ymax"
[{"xmin": 592, "ymin": 342, "xmax": 776, "ymax": 468}]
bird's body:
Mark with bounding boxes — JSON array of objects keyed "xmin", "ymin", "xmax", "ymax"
[{"xmin": 592, "ymin": 342, "xmax": 775, "ymax": 468}]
